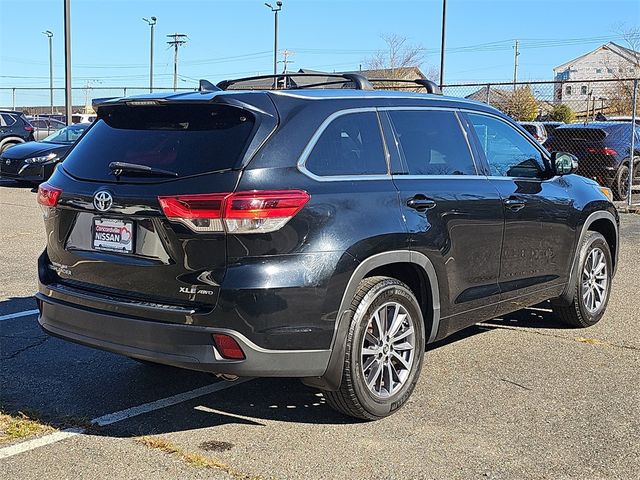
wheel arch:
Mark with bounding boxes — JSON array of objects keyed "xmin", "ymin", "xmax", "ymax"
[
  {"xmin": 302, "ymin": 250, "xmax": 441, "ymax": 391},
  {"xmin": 557, "ymin": 209, "xmax": 619, "ymax": 305},
  {"xmin": 0, "ymin": 136, "xmax": 25, "ymax": 151}
]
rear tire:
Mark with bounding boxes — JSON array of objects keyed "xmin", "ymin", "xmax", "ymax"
[
  {"xmin": 322, "ymin": 276, "xmax": 425, "ymax": 420},
  {"xmin": 552, "ymin": 231, "xmax": 612, "ymax": 328},
  {"xmin": 614, "ymin": 163, "xmax": 629, "ymax": 201}
]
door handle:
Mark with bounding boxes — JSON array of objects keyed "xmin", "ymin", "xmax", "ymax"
[
  {"xmin": 407, "ymin": 196, "xmax": 437, "ymax": 211},
  {"xmin": 503, "ymin": 198, "xmax": 526, "ymax": 211}
]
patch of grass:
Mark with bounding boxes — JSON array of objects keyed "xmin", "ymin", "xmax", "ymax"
[
  {"xmin": 136, "ymin": 435, "xmax": 260, "ymax": 479},
  {"xmin": 576, "ymin": 337, "xmax": 609, "ymax": 346},
  {"xmin": 0, "ymin": 411, "xmax": 56, "ymax": 444}
]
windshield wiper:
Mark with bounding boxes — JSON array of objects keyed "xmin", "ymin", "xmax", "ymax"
[{"xmin": 109, "ymin": 162, "xmax": 178, "ymax": 178}]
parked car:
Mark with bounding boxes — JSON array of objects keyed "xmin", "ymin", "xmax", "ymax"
[
  {"xmin": 72, "ymin": 113, "xmax": 97, "ymax": 124},
  {"xmin": 519, "ymin": 121, "xmax": 548, "ymax": 143},
  {"xmin": 29, "ymin": 117, "xmax": 66, "ymax": 141},
  {"xmin": 544, "ymin": 121, "xmax": 640, "ymax": 200},
  {"xmin": 0, "ymin": 110, "xmax": 35, "ymax": 153},
  {"xmin": 541, "ymin": 121, "xmax": 565, "ymax": 135},
  {"xmin": 0, "ymin": 123, "xmax": 89, "ymax": 184},
  {"xmin": 36, "ymin": 74, "xmax": 618, "ymax": 420}
]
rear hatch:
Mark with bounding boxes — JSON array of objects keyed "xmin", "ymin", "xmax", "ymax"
[
  {"xmin": 41, "ymin": 97, "xmax": 277, "ymax": 311},
  {"xmin": 545, "ymin": 127, "xmax": 609, "ymax": 161}
]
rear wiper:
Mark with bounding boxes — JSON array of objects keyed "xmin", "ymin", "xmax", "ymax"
[{"xmin": 109, "ymin": 162, "xmax": 178, "ymax": 178}]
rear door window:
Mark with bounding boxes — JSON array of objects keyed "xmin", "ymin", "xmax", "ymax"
[
  {"xmin": 388, "ymin": 110, "xmax": 477, "ymax": 176},
  {"xmin": 304, "ymin": 111, "xmax": 388, "ymax": 176},
  {"xmin": 62, "ymin": 104, "xmax": 256, "ymax": 181}
]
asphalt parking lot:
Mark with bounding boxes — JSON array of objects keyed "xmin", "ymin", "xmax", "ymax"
[{"xmin": 0, "ymin": 180, "xmax": 638, "ymax": 480}]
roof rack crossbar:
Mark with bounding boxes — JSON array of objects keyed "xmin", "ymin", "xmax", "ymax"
[
  {"xmin": 367, "ymin": 78, "xmax": 442, "ymax": 95},
  {"xmin": 216, "ymin": 73, "xmax": 373, "ymax": 91}
]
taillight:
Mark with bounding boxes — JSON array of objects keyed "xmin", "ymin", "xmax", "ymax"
[
  {"xmin": 158, "ymin": 190, "xmax": 309, "ymax": 234},
  {"xmin": 587, "ymin": 147, "xmax": 617, "ymax": 156},
  {"xmin": 24, "ymin": 124, "xmax": 34, "ymax": 132},
  {"xmin": 158, "ymin": 193, "xmax": 227, "ymax": 232},
  {"xmin": 212, "ymin": 334, "xmax": 245, "ymax": 360},
  {"xmin": 37, "ymin": 183, "xmax": 62, "ymax": 207}
]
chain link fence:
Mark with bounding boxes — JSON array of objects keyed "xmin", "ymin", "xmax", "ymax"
[
  {"xmin": 442, "ymin": 78, "xmax": 639, "ymax": 206},
  {"xmin": 2, "ymin": 79, "xmax": 638, "ymax": 205},
  {"xmin": 0, "ymin": 86, "xmax": 195, "ymax": 116}
]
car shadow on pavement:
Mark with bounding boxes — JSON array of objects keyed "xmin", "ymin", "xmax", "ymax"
[
  {"xmin": 1, "ymin": 296, "xmax": 574, "ymax": 435},
  {"xmin": 482, "ymin": 301, "xmax": 575, "ymax": 330}
]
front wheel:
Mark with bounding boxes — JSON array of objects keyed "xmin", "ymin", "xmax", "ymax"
[
  {"xmin": 553, "ymin": 231, "xmax": 612, "ymax": 328},
  {"xmin": 322, "ymin": 276, "xmax": 425, "ymax": 420}
]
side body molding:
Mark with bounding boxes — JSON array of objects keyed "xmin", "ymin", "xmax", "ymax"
[{"xmin": 302, "ymin": 250, "xmax": 441, "ymax": 391}]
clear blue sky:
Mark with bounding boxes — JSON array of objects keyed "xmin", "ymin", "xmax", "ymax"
[{"xmin": 1, "ymin": 0, "xmax": 638, "ymax": 106}]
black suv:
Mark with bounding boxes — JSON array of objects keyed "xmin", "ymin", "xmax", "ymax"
[
  {"xmin": 36, "ymin": 74, "xmax": 619, "ymax": 420},
  {"xmin": 0, "ymin": 110, "xmax": 35, "ymax": 153},
  {"xmin": 544, "ymin": 121, "xmax": 640, "ymax": 200}
]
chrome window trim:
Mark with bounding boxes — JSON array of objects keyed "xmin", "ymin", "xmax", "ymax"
[
  {"xmin": 297, "ymin": 107, "xmax": 393, "ymax": 182},
  {"xmin": 298, "ymin": 105, "xmax": 488, "ymax": 182}
]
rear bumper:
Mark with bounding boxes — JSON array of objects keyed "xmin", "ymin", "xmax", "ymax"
[{"xmin": 36, "ymin": 292, "xmax": 331, "ymax": 377}]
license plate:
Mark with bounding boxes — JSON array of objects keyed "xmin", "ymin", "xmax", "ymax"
[{"xmin": 93, "ymin": 218, "xmax": 134, "ymax": 254}]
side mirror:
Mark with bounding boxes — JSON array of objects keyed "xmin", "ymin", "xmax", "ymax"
[{"xmin": 551, "ymin": 151, "xmax": 578, "ymax": 175}]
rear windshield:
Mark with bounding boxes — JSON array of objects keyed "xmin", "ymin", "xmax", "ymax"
[
  {"xmin": 62, "ymin": 104, "xmax": 255, "ymax": 180},
  {"xmin": 549, "ymin": 127, "xmax": 608, "ymax": 142}
]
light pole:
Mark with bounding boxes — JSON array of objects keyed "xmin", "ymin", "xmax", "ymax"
[
  {"xmin": 43, "ymin": 30, "xmax": 54, "ymax": 114},
  {"xmin": 63, "ymin": 0, "xmax": 72, "ymax": 125},
  {"xmin": 265, "ymin": 1, "xmax": 282, "ymax": 77},
  {"xmin": 439, "ymin": 0, "xmax": 446, "ymax": 88},
  {"xmin": 143, "ymin": 17, "xmax": 157, "ymax": 93}
]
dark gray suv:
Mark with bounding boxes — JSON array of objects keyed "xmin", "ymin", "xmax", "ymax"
[{"xmin": 36, "ymin": 74, "xmax": 619, "ymax": 420}]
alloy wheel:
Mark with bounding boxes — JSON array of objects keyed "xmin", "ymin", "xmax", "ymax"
[{"xmin": 361, "ymin": 301, "xmax": 416, "ymax": 399}]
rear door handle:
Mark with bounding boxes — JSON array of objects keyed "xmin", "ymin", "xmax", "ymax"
[
  {"xmin": 407, "ymin": 196, "xmax": 437, "ymax": 211},
  {"xmin": 503, "ymin": 198, "xmax": 526, "ymax": 211}
]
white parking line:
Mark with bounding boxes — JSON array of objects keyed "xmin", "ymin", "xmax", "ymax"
[
  {"xmin": 0, "ymin": 379, "xmax": 251, "ymax": 459},
  {"xmin": 92, "ymin": 378, "xmax": 252, "ymax": 427},
  {"xmin": 0, "ymin": 429, "xmax": 84, "ymax": 460},
  {"xmin": 0, "ymin": 309, "xmax": 39, "ymax": 322}
]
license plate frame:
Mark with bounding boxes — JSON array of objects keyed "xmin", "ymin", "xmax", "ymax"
[{"xmin": 92, "ymin": 217, "xmax": 135, "ymax": 254}]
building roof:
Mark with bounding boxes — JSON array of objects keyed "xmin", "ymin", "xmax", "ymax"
[
  {"xmin": 465, "ymin": 86, "xmax": 512, "ymax": 106},
  {"xmin": 554, "ymin": 42, "xmax": 640, "ymax": 72}
]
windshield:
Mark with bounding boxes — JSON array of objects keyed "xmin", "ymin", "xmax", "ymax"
[
  {"xmin": 61, "ymin": 104, "xmax": 256, "ymax": 180},
  {"xmin": 42, "ymin": 125, "xmax": 88, "ymax": 144}
]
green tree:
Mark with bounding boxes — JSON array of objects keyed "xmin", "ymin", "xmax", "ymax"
[
  {"xmin": 549, "ymin": 103, "xmax": 576, "ymax": 123},
  {"xmin": 507, "ymin": 86, "xmax": 538, "ymax": 121}
]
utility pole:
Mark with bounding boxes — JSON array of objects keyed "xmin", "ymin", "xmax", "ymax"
[
  {"xmin": 439, "ymin": 0, "xmax": 447, "ymax": 88},
  {"xmin": 265, "ymin": 2, "xmax": 283, "ymax": 76},
  {"xmin": 278, "ymin": 49, "xmax": 294, "ymax": 73},
  {"xmin": 63, "ymin": 0, "xmax": 72, "ymax": 125},
  {"xmin": 512, "ymin": 39, "xmax": 520, "ymax": 91},
  {"xmin": 167, "ymin": 33, "xmax": 187, "ymax": 91},
  {"xmin": 143, "ymin": 17, "xmax": 157, "ymax": 93},
  {"xmin": 43, "ymin": 31, "xmax": 54, "ymax": 114}
]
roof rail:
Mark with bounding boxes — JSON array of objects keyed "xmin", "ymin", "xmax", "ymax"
[
  {"xmin": 367, "ymin": 78, "xmax": 442, "ymax": 95},
  {"xmin": 216, "ymin": 73, "xmax": 373, "ymax": 91}
]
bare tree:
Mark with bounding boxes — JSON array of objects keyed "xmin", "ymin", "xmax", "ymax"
[
  {"xmin": 364, "ymin": 34, "xmax": 437, "ymax": 90},
  {"xmin": 607, "ymin": 24, "xmax": 640, "ymax": 115}
]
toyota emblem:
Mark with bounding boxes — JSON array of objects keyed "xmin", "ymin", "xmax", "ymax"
[{"xmin": 93, "ymin": 191, "xmax": 113, "ymax": 212}]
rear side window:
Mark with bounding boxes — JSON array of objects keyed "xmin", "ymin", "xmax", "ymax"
[
  {"xmin": 62, "ymin": 104, "xmax": 255, "ymax": 180},
  {"xmin": 389, "ymin": 110, "xmax": 476, "ymax": 176},
  {"xmin": 305, "ymin": 111, "xmax": 387, "ymax": 176},
  {"xmin": 0, "ymin": 114, "xmax": 17, "ymax": 127}
]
